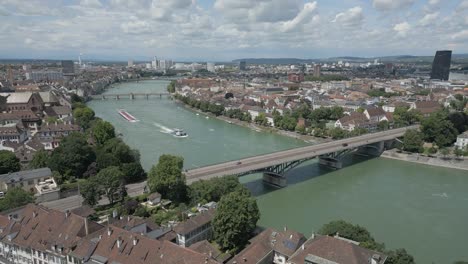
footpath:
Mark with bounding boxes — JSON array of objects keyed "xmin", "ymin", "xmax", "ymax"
[{"xmin": 381, "ymin": 149, "xmax": 468, "ymax": 171}]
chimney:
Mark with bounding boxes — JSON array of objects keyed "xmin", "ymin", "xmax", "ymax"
[
  {"xmin": 290, "ymin": 234, "xmax": 293, "ymax": 239},
  {"xmin": 283, "ymin": 226, "xmax": 287, "ymax": 231},
  {"xmin": 65, "ymin": 210, "xmax": 70, "ymax": 218},
  {"xmin": 84, "ymin": 217, "xmax": 89, "ymax": 236},
  {"xmin": 107, "ymin": 227, "xmax": 112, "ymax": 236},
  {"xmin": 301, "ymin": 244, "xmax": 305, "ymax": 250},
  {"xmin": 132, "ymin": 237, "xmax": 138, "ymax": 246},
  {"xmin": 8, "ymin": 214, "xmax": 11, "ymax": 220},
  {"xmin": 117, "ymin": 236, "xmax": 122, "ymax": 248},
  {"xmin": 32, "ymin": 211, "xmax": 37, "ymax": 218},
  {"xmin": 112, "ymin": 210, "xmax": 118, "ymax": 219},
  {"xmin": 243, "ymin": 257, "xmax": 247, "ymax": 262}
]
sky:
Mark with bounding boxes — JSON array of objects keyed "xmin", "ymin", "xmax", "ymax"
[{"xmin": 0, "ymin": 0, "xmax": 467, "ymax": 61}]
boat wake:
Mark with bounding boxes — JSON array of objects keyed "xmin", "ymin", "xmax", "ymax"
[{"xmin": 153, "ymin": 122, "xmax": 173, "ymax": 134}]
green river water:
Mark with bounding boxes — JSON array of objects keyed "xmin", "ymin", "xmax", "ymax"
[{"xmin": 88, "ymin": 80, "xmax": 468, "ymax": 264}]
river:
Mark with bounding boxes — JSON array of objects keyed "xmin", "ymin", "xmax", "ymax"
[{"xmin": 88, "ymin": 80, "xmax": 468, "ymax": 264}]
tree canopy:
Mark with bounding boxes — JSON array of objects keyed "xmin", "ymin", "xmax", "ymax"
[
  {"xmin": 421, "ymin": 111, "xmax": 458, "ymax": 147},
  {"xmin": 148, "ymin": 155, "xmax": 186, "ymax": 202},
  {"xmin": 29, "ymin": 149, "xmax": 50, "ymax": 169},
  {"xmin": 73, "ymin": 106, "xmax": 95, "ymax": 129},
  {"xmin": 0, "ymin": 150, "xmax": 21, "ymax": 174},
  {"xmin": 401, "ymin": 129, "xmax": 424, "ymax": 153},
  {"xmin": 95, "ymin": 166, "xmax": 125, "ymax": 204},
  {"xmin": 213, "ymin": 190, "xmax": 260, "ymax": 251},
  {"xmin": 92, "ymin": 120, "xmax": 116, "ymax": 145},
  {"xmin": 48, "ymin": 133, "xmax": 95, "ymax": 177},
  {"xmin": 188, "ymin": 176, "xmax": 246, "ymax": 205},
  {"xmin": 0, "ymin": 187, "xmax": 35, "ymax": 211}
]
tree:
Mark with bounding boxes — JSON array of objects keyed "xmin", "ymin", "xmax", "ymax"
[
  {"xmin": 448, "ymin": 112, "xmax": 468, "ymax": 134},
  {"xmin": 188, "ymin": 176, "xmax": 245, "ymax": 204},
  {"xmin": 318, "ymin": 220, "xmax": 384, "ymax": 251},
  {"xmin": 92, "ymin": 120, "xmax": 116, "ymax": 145},
  {"xmin": 254, "ymin": 113, "xmax": 269, "ymax": 126},
  {"xmin": 48, "ymin": 133, "xmax": 96, "ymax": 177},
  {"xmin": 449, "ymin": 94, "xmax": 468, "ymax": 112},
  {"xmin": 73, "ymin": 106, "xmax": 95, "ymax": 129},
  {"xmin": 401, "ymin": 129, "xmax": 424, "ymax": 153},
  {"xmin": 96, "ymin": 138, "xmax": 138, "ymax": 169},
  {"xmin": 377, "ymin": 120, "xmax": 389, "ymax": 131},
  {"xmin": 394, "ymin": 107, "xmax": 421, "ymax": 127},
  {"xmin": 385, "ymin": 248, "xmax": 415, "ymax": 264},
  {"xmin": 166, "ymin": 80, "xmax": 176, "ymax": 93},
  {"xmin": 421, "ymin": 111, "xmax": 458, "ymax": 147},
  {"xmin": 439, "ymin": 147, "xmax": 450, "ymax": 159},
  {"xmin": 121, "ymin": 162, "xmax": 146, "ymax": 183},
  {"xmin": 95, "ymin": 166, "xmax": 125, "ymax": 204},
  {"xmin": 0, "ymin": 187, "xmax": 35, "ymax": 211},
  {"xmin": 80, "ymin": 179, "xmax": 100, "ymax": 206},
  {"xmin": 0, "ymin": 94, "xmax": 7, "ymax": 112},
  {"xmin": 148, "ymin": 155, "xmax": 186, "ymax": 203},
  {"xmin": 453, "ymin": 147, "xmax": 464, "ymax": 159},
  {"xmin": 29, "ymin": 149, "xmax": 49, "ymax": 169},
  {"xmin": 213, "ymin": 190, "xmax": 260, "ymax": 251},
  {"xmin": 0, "ymin": 150, "xmax": 20, "ymax": 174}
]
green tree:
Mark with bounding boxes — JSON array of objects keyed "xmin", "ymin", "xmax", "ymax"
[
  {"xmin": 167, "ymin": 80, "xmax": 176, "ymax": 93},
  {"xmin": 377, "ymin": 120, "xmax": 389, "ymax": 131},
  {"xmin": 96, "ymin": 138, "xmax": 138, "ymax": 169},
  {"xmin": 329, "ymin": 128, "xmax": 348, "ymax": 139},
  {"xmin": 92, "ymin": 120, "xmax": 116, "ymax": 145},
  {"xmin": 95, "ymin": 166, "xmax": 125, "ymax": 204},
  {"xmin": 0, "ymin": 150, "xmax": 21, "ymax": 174},
  {"xmin": 448, "ymin": 112, "xmax": 468, "ymax": 134},
  {"xmin": 318, "ymin": 220, "xmax": 384, "ymax": 251},
  {"xmin": 0, "ymin": 187, "xmax": 34, "ymax": 211},
  {"xmin": 421, "ymin": 111, "xmax": 458, "ymax": 147},
  {"xmin": 213, "ymin": 190, "xmax": 260, "ymax": 251},
  {"xmin": 80, "ymin": 179, "xmax": 100, "ymax": 206},
  {"xmin": 0, "ymin": 94, "xmax": 7, "ymax": 112},
  {"xmin": 148, "ymin": 155, "xmax": 186, "ymax": 203},
  {"xmin": 450, "ymin": 94, "xmax": 468, "ymax": 111},
  {"xmin": 401, "ymin": 129, "xmax": 424, "ymax": 153},
  {"xmin": 394, "ymin": 107, "xmax": 421, "ymax": 127},
  {"xmin": 48, "ymin": 133, "xmax": 96, "ymax": 177},
  {"xmin": 254, "ymin": 113, "xmax": 269, "ymax": 126},
  {"xmin": 453, "ymin": 147, "xmax": 464, "ymax": 159},
  {"xmin": 385, "ymin": 248, "xmax": 415, "ymax": 264},
  {"xmin": 29, "ymin": 149, "xmax": 49, "ymax": 169},
  {"xmin": 73, "ymin": 106, "xmax": 95, "ymax": 129},
  {"xmin": 121, "ymin": 162, "xmax": 146, "ymax": 183},
  {"xmin": 439, "ymin": 147, "xmax": 451, "ymax": 159},
  {"xmin": 188, "ymin": 176, "xmax": 245, "ymax": 204}
]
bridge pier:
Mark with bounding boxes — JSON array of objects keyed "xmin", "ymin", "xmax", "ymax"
[
  {"xmin": 318, "ymin": 156, "xmax": 343, "ymax": 169},
  {"xmin": 116, "ymin": 95, "xmax": 120, "ymax": 100},
  {"xmin": 130, "ymin": 93, "xmax": 135, "ymax": 100},
  {"xmin": 101, "ymin": 95, "xmax": 106, "ymax": 100},
  {"xmin": 263, "ymin": 172, "xmax": 287, "ymax": 188},
  {"xmin": 146, "ymin": 94, "xmax": 149, "ymax": 100}
]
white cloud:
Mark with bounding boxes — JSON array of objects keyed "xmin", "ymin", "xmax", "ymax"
[
  {"xmin": 280, "ymin": 2, "xmax": 317, "ymax": 32},
  {"xmin": 452, "ymin": 30, "xmax": 468, "ymax": 41},
  {"xmin": 332, "ymin": 6, "xmax": 364, "ymax": 28},
  {"xmin": 459, "ymin": 0, "xmax": 468, "ymax": 10},
  {"xmin": 80, "ymin": 0, "xmax": 102, "ymax": 8},
  {"xmin": 428, "ymin": 0, "xmax": 439, "ymax": 5},
  {"xmin": 372, "ymin": 0, "xmax": 415, "ymax": 11},
  {"xmin": 419, "ymin": 12, "xmax": 439, "ymax": 26},
  {"xmin": 393, "ymin": 22, "xmax": 411, "ymax": 37}
]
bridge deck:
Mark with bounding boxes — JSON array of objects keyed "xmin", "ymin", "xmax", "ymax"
[{"xmin": 185, "ymin": 125, "xmax": 419, "ymax": 183}]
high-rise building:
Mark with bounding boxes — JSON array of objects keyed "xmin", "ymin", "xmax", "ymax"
[
  {"xmin": 128, "ymin": 60, "xmax": 134, "ymax": 67},
  {"xmin": 430, "ymin": 50, "xmax": 452, "ymax": 81},
  {"xmin": 61, "ymin": 60, "xmax": 75, "ymax": 74},
  {"xmin": 239, "ymin": 61, "xmax": 246, "ymax": 71},
  {"xmin": 313, "ymin": 64, "xmax": 321, "ymax": 77}
]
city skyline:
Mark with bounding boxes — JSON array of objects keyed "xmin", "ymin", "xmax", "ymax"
[{"xmin": 0, "ymin": 0, "xmax": 467, "ymax": 61}]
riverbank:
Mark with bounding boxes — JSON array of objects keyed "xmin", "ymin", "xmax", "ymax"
[
  {"xmin": 174, "ymin": 99, "xmax": 328, "ymax": 144},
  {"xmin": 381, "ymin": 149, "xmax": 468, "ymax": 171}
]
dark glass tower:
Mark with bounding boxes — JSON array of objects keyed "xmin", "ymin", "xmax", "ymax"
[{"xmin": 430, "ymin": 50, "xmax": 452, "ymax": 81}]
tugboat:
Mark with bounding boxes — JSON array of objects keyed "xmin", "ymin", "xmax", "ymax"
[{"xmin": 171, "ymin": 129, "xmax": 188, "ymax": 138}]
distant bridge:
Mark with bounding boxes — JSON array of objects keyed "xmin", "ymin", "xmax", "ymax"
[
  {"xmin": 90, "ymin": 93, "xmax": 170, "ymax": 100},
  {"xmin": 185, "ymin": 125, "xmax": 419, "ymax": 187}
]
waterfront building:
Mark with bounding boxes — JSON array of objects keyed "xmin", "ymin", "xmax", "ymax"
[
  {"xmin": 455, "ymin": 131, "xmax": 468, "ymax": 149},
  {"xmin": 430, "ymin": 50, "xmax": 452, "ymax": 81}
]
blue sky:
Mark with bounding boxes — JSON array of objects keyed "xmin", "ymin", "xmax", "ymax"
[{"xmin": 0, "ymin": 0, "xmax": 467, "ymax": 61}]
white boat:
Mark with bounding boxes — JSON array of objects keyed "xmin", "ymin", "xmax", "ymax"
[
  {"xmin": 196, "ymin": 113, "xmax": 200, "ymax": 116},
  {"xmin": 205, "ymin": 116, "xmax": 209, "ymax": 119},
  {"xmin": 171, "ymin": 128, "xmax": 188, "ymax": 138}
]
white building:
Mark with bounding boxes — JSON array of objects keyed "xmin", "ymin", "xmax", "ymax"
[
  {"xmin": 455, "ymin": 131, "xmax": 468, "ymax": 149},
  {"xmin": 207, "ymin": 62, "xmax": 215, "ymax": 73}
]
